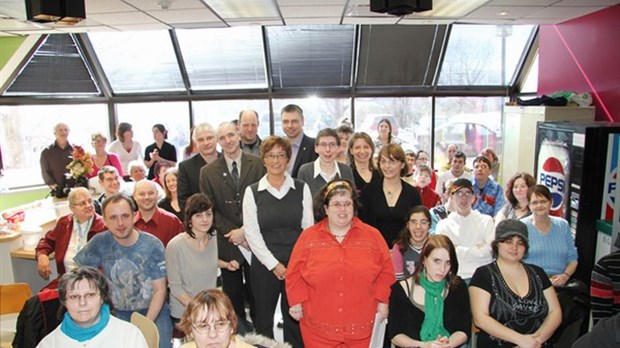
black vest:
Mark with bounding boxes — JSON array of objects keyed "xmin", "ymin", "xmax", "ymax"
[{"xmin": 251, "ymin": 179, "xmax": 305, "ymax": 265}]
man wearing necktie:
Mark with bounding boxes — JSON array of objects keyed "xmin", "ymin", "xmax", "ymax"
[{"xmin": 199, "ymin": 121, "xmax": 266, "ymax": 333}]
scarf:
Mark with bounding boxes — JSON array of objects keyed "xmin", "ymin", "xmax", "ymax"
[
  {"xmin": 61, "ymin": 303, "xmax": 110, "ymax": 342},
  {"xmin": 419, "ymin": 270, "xmax": 450, "ymax": 341}
]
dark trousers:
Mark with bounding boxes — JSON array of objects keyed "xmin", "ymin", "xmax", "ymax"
[
  {"xmin": 251, "ymin": 260, "xmax": 303, "ymax": 348},
  {"xmin": 221, "ymin": 262, "xmax": 254, "ymax": 334}
]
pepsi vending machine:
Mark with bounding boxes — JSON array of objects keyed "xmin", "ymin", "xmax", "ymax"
[{"xmin": 535, "ymin": 122, "xmax": 620, "ymax": 284}]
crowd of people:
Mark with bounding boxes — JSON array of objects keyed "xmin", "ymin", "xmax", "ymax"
[{"xmin": 29, "ymin": 105, "xmax": 619, "ymax": 348}]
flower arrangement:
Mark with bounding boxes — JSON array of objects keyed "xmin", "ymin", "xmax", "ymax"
[{"xmin": 66, "ymin": 145, "xmax": 94, "ymax": 180}]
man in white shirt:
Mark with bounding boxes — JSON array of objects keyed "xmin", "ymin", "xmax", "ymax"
[
  {"xmin": 435, "ymin": 178, "xmax": 494, "ymax": 282},
  {"xmin": 297, "ymin": 128, "xmax": 355, "ymax": 196},
  {"xmin": 436, "ymin": 151, "xmax": 472, "ymax": 199}
]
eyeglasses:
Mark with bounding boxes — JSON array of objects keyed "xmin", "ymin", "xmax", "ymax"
[
  {"xmin": 317, "ymin": 142, "xmax": 338, "ymax": 149},
  {"xmin": 264, "ymin": 152, "xmax": 287, "ymax": 160},
  {"xmin": 408, "ymin": 219, "xmax": 430, "ymax": 226},
  {"xmin": 192, "ymin": 320, "xmax": 231, "ymax": 334},
  {"xmin": 66, "ymin": 292, "xmax": 100, "ymax": 303},
  {"xmin": 329, "ymin": 201, "xmax": 353, "ymax": 209},
  {"xmin": 452, "ymin": 191, "xmax": 473, "ymax": 198},
  {"xmin": 71, "ymin": 198, "xmax": 93, "ymax": 208},
  {"xmin": 530, "ymin": 199, "xmax": 550, "ymax": 206}
]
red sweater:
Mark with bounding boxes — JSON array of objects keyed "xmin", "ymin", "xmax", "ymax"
[
  {"xmin": 35, "ymin": 214, "xmax": 106, "ymax": 276},
  {"xmin": 416, "ymin": 185, "xmax": 442, "ymax": 209}
]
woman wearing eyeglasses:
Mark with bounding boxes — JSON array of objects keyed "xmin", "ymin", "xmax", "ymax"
[
  {"xmin": 392, "ymin": 206, "xmax": 432, "ymax": 281},
  {"xmin": 242, "ymin": 136, "xmax": 313, "ymax": 347},
  {"xmin": 522, "ymin": 185, "xmax": 578, "ymax": 287},
  {"xmin": 37, "ymin": 267, "xmax": 147, "ymax": 347},
  {"xmin": 166, "ymin": 193, "xmax": 221, "ymax": 326},
  {"xmin": 286, "ymin": 179, "xmax": 395, "ymax": 347},
  {"xmin": 359, "ymin": 144, "xmax": 422, "ymax": 247},
  {"xmin": 178, "ymin": 289, "xmax": 256, "ymax": 348},
  {"xmin": 89, "ymin": 132, "xmax": 123, "ymax": 178},
  {"xmin": 36, "ymin": 187, "xmax": 106, "ymax": 289}
]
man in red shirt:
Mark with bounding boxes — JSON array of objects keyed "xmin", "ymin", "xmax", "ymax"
[{"xmin": 133, "ymin": 179, "xmax": 183, "ymax": 247}]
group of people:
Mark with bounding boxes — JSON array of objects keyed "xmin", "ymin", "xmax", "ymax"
[{"xmin": 32, "ymin": 106, "xmax": 616, "ymax": 348}]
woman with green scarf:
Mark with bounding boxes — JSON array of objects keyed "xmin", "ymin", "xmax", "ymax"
[
  {"xmin": 37, "ymin": 267, "xmax": 147, "ymax": 347},
  {"xmin": 388, "ymin": 234, "xmax": 471, "ymax": 348}
]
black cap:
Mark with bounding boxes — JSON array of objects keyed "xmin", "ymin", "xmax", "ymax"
[
  {"xmin": 495, "ymin": 219, "xmax": 528, "ymax": 243},
  {"xmin": 450, "ymin": 178, "xmax": 473, "ymax": 195}
]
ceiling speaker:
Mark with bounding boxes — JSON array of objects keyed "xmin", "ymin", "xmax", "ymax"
[{"xmin": 370, "ymin": 0, "xmax": 433, "ymax": 16}]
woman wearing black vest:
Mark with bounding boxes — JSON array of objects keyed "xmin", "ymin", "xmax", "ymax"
[{"xmin": 242, "ymin": 136, "xmax": 314, "ymax": 348}]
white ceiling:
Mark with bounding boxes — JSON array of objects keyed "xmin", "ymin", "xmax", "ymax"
[{"xmin": 0, "ymin": 0, "xmax": 618, "ymax": 36}]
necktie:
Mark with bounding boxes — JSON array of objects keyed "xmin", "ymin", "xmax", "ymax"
[{"xmin": 231, "ymin": 161, "xmax": 239, "ymax": 187}]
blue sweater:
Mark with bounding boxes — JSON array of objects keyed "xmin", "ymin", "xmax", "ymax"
[{"xmin": 522, "ymin": 216, "xmax": 578, "ymax": 276}]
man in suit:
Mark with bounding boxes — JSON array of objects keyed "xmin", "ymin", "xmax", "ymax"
[
  {"xmin": 178, "ymin": 122, "xmax": 219, "ymax": 210},
  {"xmin": 281, "ymin": 104, "xmax": 318, "ymax": 178},
  {"xmin": 199, "ymin": 121, "xmax": 265, "ymax": 333}
]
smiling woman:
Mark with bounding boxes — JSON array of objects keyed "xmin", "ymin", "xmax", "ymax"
[{"xmin": 286, "ymin": 179, "xmax": 395, "ymax": 347}]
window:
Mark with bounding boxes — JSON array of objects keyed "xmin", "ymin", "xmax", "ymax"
[
  {"xmin": 176, "ymin": 27, "xmax": 268, "ymax": 91},
  {"xmin": 433, "ymin": 97, "xmax": 505, "ymax": 169},
  {"xmin": 88, "ymin": 31, "xmax": 185, "ymax": 94},
  {"xmin": 355, "ymin": 97, "xmax": 432, "ymax": 154},
  {"xmin": 438, "ymin": 24, "xmax": 535, "ymax": 86},
  {"xmin": 521, "ymin": 53, "xmax": 538, "ymax": 94},
  {"xmin": 0, "ymin": 104, "xmax": 109, "ymax": 189},
  {"xmin": 193, "ymin": 100, "xmax": 271, "ymax": 138},
  {"xmin": 116, "ymin": 102, "xmax": 190, "ymax": 161},
  {"xmin": 4, "ymin": 34, "xmax": 99, "ymax": 96},
  {"xmin": 271, "ymin": 97, "xmax": 352, "ymax": 137},
  {"xmin": 357, "ymin": 25, "xmax": 446, "ymax": 87},
  {"xmin": 267, "ymin": 25, "xmax": 354, "ymax": 89}
]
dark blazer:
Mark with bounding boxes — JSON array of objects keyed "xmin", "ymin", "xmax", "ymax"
[
  {"xmin": 199, "ymin": 152, "xmax": 266, "ymax": 264},
  {"xmin": 178, "ymin": 154, "xmax": 208, "ymax": 210},
  {"xmin": 290, "ymin": 134, "xmax": 318, "ymax": 178}
]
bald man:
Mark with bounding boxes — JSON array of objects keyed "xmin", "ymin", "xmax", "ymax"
[
  {"xmin": 133, "ymin": 179, "xmax": 183, "ymax": 247},
  {"xmin": 238, "ymin": 109, "xmax": 262, "ymax": 156}
]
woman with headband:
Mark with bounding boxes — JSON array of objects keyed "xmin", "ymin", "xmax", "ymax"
[{"xmin": 286, "ymin": 179, "xmax": 395, "ymax": 347}]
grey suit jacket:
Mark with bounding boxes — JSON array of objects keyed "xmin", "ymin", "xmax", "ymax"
[
  {"xmin": 290, "ymin": 134, "xmax": 318, "ymax": 178},
  {"xmin": 199, "ymin": 153, "xmax": 266, "ymax": 264}
]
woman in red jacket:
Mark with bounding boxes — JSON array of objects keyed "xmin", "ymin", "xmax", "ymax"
[
  {"xmin": 35, "ymin": 187, "xmax": 106, "ymax": 289},
  {"xmin": 286, "ymin": 179, "xmax": 395, "ymax": 347}
]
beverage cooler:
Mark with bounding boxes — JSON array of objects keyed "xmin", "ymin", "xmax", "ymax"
[{"xmin": 534, "ymin": 122, "xmax": 620, "ymax": 284}]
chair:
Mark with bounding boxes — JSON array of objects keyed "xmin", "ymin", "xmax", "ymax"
[
  {"xmin": 130, "ymin": 312, "xmax": 159, "ymax": 348},
  {"xmin": 1, "ymin": 283, "xmax": 32, "ymax": 348},
  {"xmin": 0, "ymin": 283, "xmax": 32, "ymax": 315}
]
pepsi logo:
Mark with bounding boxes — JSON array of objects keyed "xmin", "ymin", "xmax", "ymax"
[{"xmin": 539, "ymin": 157, "xmax": 566, "ymax": 212}]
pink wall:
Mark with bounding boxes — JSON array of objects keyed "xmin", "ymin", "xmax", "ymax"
[{"xmin": 538, "ymin": 4, "xmax": 620, "ymax": 122}]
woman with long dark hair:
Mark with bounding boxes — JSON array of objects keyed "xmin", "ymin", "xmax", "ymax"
[{"xmin": 388, "ymin": 234, "xmax": 470, "ymax": 348}]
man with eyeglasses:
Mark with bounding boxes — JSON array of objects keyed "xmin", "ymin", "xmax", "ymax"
[
  {"xmin": 280, "ymin": 104, "xmax": 318, "ymax": 178},
  {"xmin": 297, "ymin": 128, "xmax": 355, "ymax": 196},
  {"xmin": 435, "ymin": 178, "xmax": 494, "ymax": 283},
  {"xmin": 199, "ymin": 121, "xmax": 265, "ymax": 334},
  {"xmin": 471, "ymin": 155, "xmax": 506, "ymax": 217},
  {"xmin": 36, "ymin": 187, "xmax": 106, "ymax": 288},
  {"xmin": 74, "ymin": 193, "xmax": 170, "ymax": 348}
]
